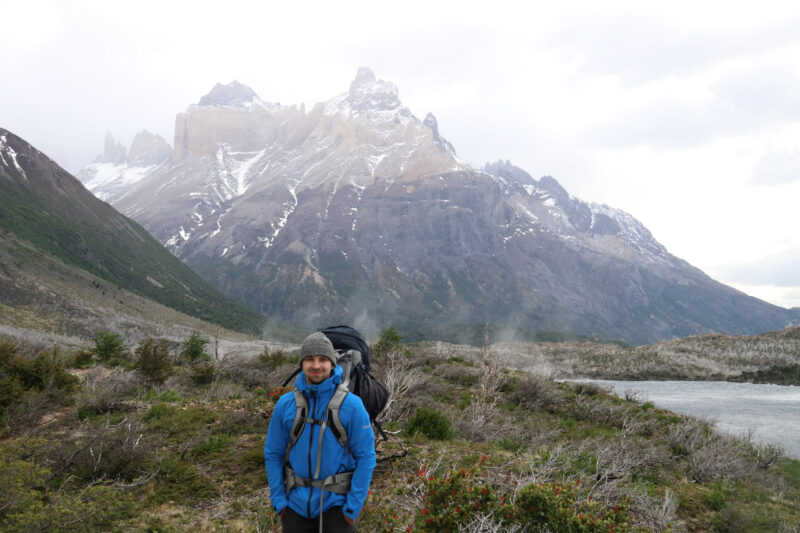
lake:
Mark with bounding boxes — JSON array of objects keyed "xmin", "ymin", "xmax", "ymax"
[{"xmin": 580, "ymin": 380, "xmax": 800, "ymax": 459}]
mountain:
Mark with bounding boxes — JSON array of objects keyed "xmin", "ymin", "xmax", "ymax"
[
  {"xmin": 77, "ymin": 130, "xmax": 172, "ymax": 201},
  {"xmin": 0, "ymin": 128, "xmax": 264, "ymax": 335},
  {"xmin": 77, "ymin": 69, "xmax": 800, "ymax": 344}
]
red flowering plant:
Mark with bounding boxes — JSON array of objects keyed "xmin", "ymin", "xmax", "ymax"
[
  {"xmin": 509, "ymin": 480, "xmax": 637, "ymax": 532},
  {"xmin": 414, "ymin": 456, "xmax": 499, "ymax": 531},
  {"xmin": 267, "ymin": 385, "xmax": 290, "ymax": 403},
  {"xmin": 413, "ymin": 456, "xmax": 648, "ymax": 532}
]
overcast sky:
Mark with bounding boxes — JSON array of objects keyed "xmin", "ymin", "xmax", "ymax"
[{"xmin": 3, "ymin": 0, "xmax": 800, "ymax": 309}]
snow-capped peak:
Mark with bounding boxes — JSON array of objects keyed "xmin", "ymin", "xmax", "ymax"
[{"xmin": 327, "ymin": 67, "xmax": 412, "ymax": 118}]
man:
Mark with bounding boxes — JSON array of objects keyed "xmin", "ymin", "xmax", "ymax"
[{"xmin": 265, "ymin": 332, "xmax": 376, "ymax": 532}]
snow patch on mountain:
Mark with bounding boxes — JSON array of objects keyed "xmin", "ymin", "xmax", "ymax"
[
  {"xmin": 590, "ymin": 203, "xmax": 670, "ymax": 263},
  {"xmin": 209, "ymin": 206, "xmax": 233, "ymax": 239},
  {"xmin": 0, "ymin": 134, "xmax": 27, "ymax": 180},
  {"xmin": 260, "ymin": 180, "xmax": 300, "ymax": 249},
  {"xmin": 82, "ymin": 162, "xmax": 157, "ymax": 201}
]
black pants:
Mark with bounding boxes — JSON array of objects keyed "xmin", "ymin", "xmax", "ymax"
[{"xmin": 281, "ymin": 506, "xmax": 357, "ymax": 533}]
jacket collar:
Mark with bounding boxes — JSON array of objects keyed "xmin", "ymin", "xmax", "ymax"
[{"xmin": 297, "ymin": 364, "xmax": 342, "ymax": 395}]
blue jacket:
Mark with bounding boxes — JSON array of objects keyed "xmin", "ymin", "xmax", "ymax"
[{"xmin": 264, "ymin": 365, "xmax": 376, "ymax": 521}]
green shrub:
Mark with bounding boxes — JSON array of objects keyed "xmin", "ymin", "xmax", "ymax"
[
  {"xmin": 191, "ymin": 362, "xmax": 216, "ymax": 384},
  {"xmin": 0, "ymin": 438, "xmax": 132, "ymax": 530},
  {"xmin": 143, "ymin": 402, "xmax": 175, "ymax": 422},
  {"xmin": 510, "ymin": 480, "xmax": 635, "ymax": 531},
  {"xmin": 72, "ymin": 349, "xmax": 94, "ymax": 368},
  {"xmin": 145, "ymin": 405, "xmax": 218, "ymax": 441},
  {"xmin": 415, "ymin": 458, "xmax": 498, "ymax": 530},
  {"xmin": 3, "ymin": 349, "xmax": 78, "ymax": 392},
  {"xmin": 91, "ymin": 331, "xmax": 129, "ymax": 364},
  {"xmin": 1, "ymin": 348, "xmax": 78, "ymax": 420},
  {"xmin": 405, "ymin": 407, "xmax": 454, "ymax": 440},
  {"xmin": 240, "ymin": 444, "xmax": 266, "ymax": 468},
  {"xmin": 0, "ymin": 339, "xmax": 17, "ymax": 368},
  {"xmin": 0, "ymin": 373, "xmax": 27, "ymax": 413},
  {"xmin": 415, "ymin": 457, "xmax": 641, "ymax": 532},
  {"xmin": 135, "ymin": 337, "xmax": 172, "ymax": 384},
  {"xmin": 144, "ymin": 388, "xmax": 181, "ymax": 402},
  {"xmin": 151, "ymin": 457, "xmax": 218, "ymax": 504},
  {"xmin": 373, "ymin": 326, "xmax": 403, "ymax": 356},
  {"xmin": 258, "ymin": 348, "xmax": 296, "ymax": 370},
  {"xmin": 190, "ymin": 434, "xmax": 234, "ymax": 459},
  {"xmin": 180, "ymin": 333, "xmax": 210, "ymax": 364}
]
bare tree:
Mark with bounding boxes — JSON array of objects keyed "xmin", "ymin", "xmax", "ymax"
[{"xmin": 376, "ymin": 349, "xmax": 425, "ymax": 423}]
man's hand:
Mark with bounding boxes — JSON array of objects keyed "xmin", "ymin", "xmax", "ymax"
[{"xmin": 344, "ymin": 515, "xmax": 355, "ymax": 526}]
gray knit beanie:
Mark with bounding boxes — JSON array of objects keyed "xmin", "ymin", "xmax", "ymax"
[{"xmin": 299, "ymin": 332, "xmax": 338, "ymax": 365}]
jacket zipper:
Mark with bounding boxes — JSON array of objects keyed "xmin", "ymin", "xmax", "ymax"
[{"xmin": 306, "ymin": 390, "xmax": 316, "ymax": 518}]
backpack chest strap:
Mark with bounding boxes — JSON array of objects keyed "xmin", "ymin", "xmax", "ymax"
[{"xmin": 283, "ymin": 466, "xmax": 353, "ymax": 495}]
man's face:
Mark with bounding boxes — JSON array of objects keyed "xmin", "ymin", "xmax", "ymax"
[{"xmin": 302, "ymin": 355, "xmax": 333, "ymax": 384}]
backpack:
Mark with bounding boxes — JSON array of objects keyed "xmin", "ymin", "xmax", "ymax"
[{"xmin": 282, "ymin": 325, "xmax": 390, "ymax": 444}]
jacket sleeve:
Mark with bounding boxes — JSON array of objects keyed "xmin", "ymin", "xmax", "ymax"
[
  {"xmin": 264, "ymin": 394, "xmax": 291, "ymax": 513},
  {"xmin": 342, "ymin": 397, "xmax": 376, "ymax": 520}
]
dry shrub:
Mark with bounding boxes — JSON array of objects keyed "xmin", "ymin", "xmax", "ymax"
[
  {"xmin": 666, "ymin": 419, "xmax": 753, "ymax": 482},
  {"xmin": 591, "ymin": 437, "xmax": 672, "ymax": 488},
  {"xmin": 512, "ymin": 443, "xmax": 575, "ymax": 487},
  {"xmin": 510, "ymin": 374, "xmax": 563, "ymax": 410},
  {"xmin": 571, "ymin": 381, "xmax": 609, "ymax": 396},
  {"xmin": 387, "ymin": 377, "xmax": 449, "ymax": 427},
  {"xmin": 374, "ymin": 349, "xmax": 426, "ymax": 424},
  {"xmin": 686, "ymin": 437, "xmax": 752, "ymax": 482},
  {"xmin": 619, "ymin": 487, "xmax": 685, "ymax": 533},
  {"xmin": 453, "ymin": 401, "xmax": 512, "ymax": 443},
  {"xmin": 53, "ymin": 416, "xmax": 158, "ymax": 482},
  {"xmin": 219, "ymin": 353, "xmax": 285, "ymax": 389},
  {"xmin": 568, "ymin": 394, "xmax": 636, "ymax": 430},
  {"xmin": 161, "ymin": 372, "xmax": 192, "ymax": 392},
  {"xmin": 200, "ymin": 381, "xmax": 247, "ymax": 402},
  {"xmin": 512, "ymin": 417, "xmax": 560, "ymax": 452},
  {"xmin": 219, "ymin": 408, "xmax": 266, "ymax": 435},
  {"xmin": 458, "ymin": 514, "xmax": 524, "ymax": 532},
  {"xmin": 434, "ymin": 364, "xmax": 481, "ymax": 385},
  {"xmin": 665, "ymin": 418, "xmax": 709, "ymax": 458},
  {"xmin": 3, "ymin": 386, "xmax": 65, "ymax": 436},
  {"xmin": 77, "ymin": 367, "xmax": 143, "ymax": 414}
]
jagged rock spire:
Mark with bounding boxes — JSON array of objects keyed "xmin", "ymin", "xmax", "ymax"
[{"xmin": 343, "ymin": 67, "xmax": 408, "ymax": 115}]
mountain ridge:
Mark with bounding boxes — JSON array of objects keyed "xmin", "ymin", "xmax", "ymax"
[
  {"xmin": 0, "ymin": 128, "xmax": 265, "ymax": 335},
  {"xmin": 75, "ymin": 70, "xmax": 800, "ymax": 343}
]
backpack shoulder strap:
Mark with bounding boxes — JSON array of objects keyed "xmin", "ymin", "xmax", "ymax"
[
  {"xmin": 327, "ymin": 383, "xmax": 351, "ymax": 454},
  {"xmin": 337, "ymin": 350, "xmax": 361, "ymax": 389},
  {"xmin": 284, "ymin": 389, "xmax": 307, "ymax": 463}
]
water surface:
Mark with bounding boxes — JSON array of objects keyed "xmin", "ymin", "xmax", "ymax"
[{"xmin": 584, "ymin": 380, "xmax": 800, "ymax": 459}]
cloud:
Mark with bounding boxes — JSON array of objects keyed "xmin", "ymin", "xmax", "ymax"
[
  {"xmin": 714, "ymin": 246, "xmax": 800, "ymax": 287},
  {"xmin": 547, "ymin": 6, "xmax": 800, "ymax": 84},
  {"xmin": 583, "ymin": 63, "xmax": 800, "ymax": 148},
  {"xmin": 750, "ymin": 148, "xmax": 800, "ymax": 185},
  {"xmin": 725, "ymin": 283, "xmax": 800, "ymax": 310},
  {"xmin": 0, "ymin": 0, "xmax": 63, "ymax": 49}
]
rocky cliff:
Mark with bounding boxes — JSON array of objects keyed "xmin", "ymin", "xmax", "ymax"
[{"xmin": 77, "ymin": 69, "xmax": 800, "ymax": 343}]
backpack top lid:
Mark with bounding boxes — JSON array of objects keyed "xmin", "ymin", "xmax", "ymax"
[{"xmin": 320, "ymin": 325, "xmax": 370, "ymax": 373}]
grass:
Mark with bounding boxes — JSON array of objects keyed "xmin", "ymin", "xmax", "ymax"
[{"xmin": 1, "ymin": 340, "xmax": 799, "ymax": 532}]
